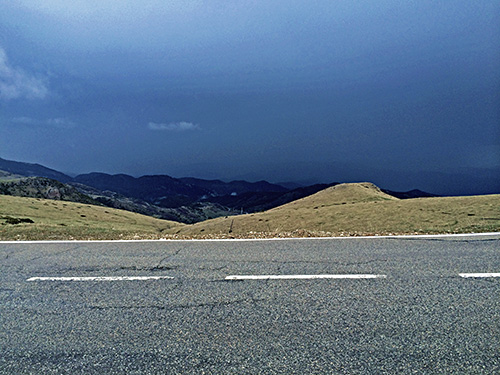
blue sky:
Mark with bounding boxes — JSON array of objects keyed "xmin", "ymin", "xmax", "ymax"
[{"xmin": 1, "ymin": 0, "xmax": 499, "ymax": 195}]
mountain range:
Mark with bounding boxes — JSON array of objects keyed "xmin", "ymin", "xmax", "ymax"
[{"xmin": 0, "ymin": 157, "xmax": 437, "ymax": 223}]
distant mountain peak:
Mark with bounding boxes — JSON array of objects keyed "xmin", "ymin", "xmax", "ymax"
[{"xmin": 0, "ymin": 157, "xmax": 72, "ymax": 183}]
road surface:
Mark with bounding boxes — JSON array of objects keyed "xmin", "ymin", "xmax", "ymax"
[{"xmin": 1, "ymin": 234, "xmax": 500, "ymax": 374}]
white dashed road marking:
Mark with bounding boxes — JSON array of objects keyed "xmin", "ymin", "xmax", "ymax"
[
  {"xmin": 27, "ymin": 276, "xmax": 174, "ymax": 282},
  {"xmin": 225, "ymin": 274, "xmax": 387, "ymax": 280},
  {"xmin": 459, "ymin": 273, "xmax": 500, "ymax": 278},
  {"xmin": 26, "ymin": 273, "xmax": 500, "ymax": 282}
]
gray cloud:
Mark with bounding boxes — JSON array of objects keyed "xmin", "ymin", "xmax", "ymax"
[
  {"xmin": 12, "ymin": 116, "xmax": 76, "ymax": 129},
  {"xmin": 148, "ymin": 121, "xmax": 200, "ymax": 131},
  {"xmin": 11, "ymin": 116, "xmax": 37, "ymax": 125},
  {"xmin": 0, "ymin": 47, "xmax": 48, "ymax": 100},
  {"xmin": 46, "ymin": 118, "xmax": 76, "ymax": 129}
]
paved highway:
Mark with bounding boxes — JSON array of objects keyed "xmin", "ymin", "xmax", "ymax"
[{"xmin": 1, "ymin": 234, "xmax": 500, "ymax": 374}]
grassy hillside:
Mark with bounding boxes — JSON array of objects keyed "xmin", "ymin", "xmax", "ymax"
[
  {"xmin": 0, "ymin": 176, "xmax": 100, "ymax": 205},
  {"xmin": 170, "ymin": 183, "xmax": 500, "ymax": 238},
  {"xmin": 0, "ymin": 195, "xmax": 183, "ymax": 241},
  {"xmin": 1, "ymin": 183, "xmax": 499, "ymax": 240}
]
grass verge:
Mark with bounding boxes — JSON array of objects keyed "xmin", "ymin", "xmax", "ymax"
[
  {"xmin": 0, "ymin": 195, "xmax": 183, "ymax": 241},
  {"xmin": 1, "ymin": 183, "xmax": 499, "ymax": 240},
  {"xmin": 170, "ymin": 184, "xmax": 500, "ymax": 239}
]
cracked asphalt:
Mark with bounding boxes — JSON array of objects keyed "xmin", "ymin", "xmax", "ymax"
[{"xmin": 1, "ymin": 234, "xmax": 500, "ymax": 374}]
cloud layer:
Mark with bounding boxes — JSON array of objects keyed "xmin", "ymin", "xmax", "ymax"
[
  {"xmin": 12, "ymin": 116, "xmax": 76, "ymax": 129},
  {"xmin": 148, "ymin": 121, "xmax": 200, "ymax": 131},
  {"xmin": 0, "ymin": 47, "xmax": 48, "ymax": 100}
]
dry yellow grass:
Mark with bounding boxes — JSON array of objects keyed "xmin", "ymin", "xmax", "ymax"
[
  {"xmin": 170, "ymin": 183, "xmax": 500, "ymax": 238},
  {"xmin": 1, "ymin": 182, "xmax": 499, "ymax": 240},
  {"xmin": 0, "ymin": 195, "xmax": 183, "ymax": 241}
]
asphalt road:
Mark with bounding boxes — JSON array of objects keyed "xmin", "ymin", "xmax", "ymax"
[{"xmin": 1, "ymin": 234, "xmax": 500, "ymax": 374}]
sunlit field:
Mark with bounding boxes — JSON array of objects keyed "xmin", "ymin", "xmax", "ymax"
[{"xmin": 2, "ymin": 183, "xmax": 498, "ymax": 241}]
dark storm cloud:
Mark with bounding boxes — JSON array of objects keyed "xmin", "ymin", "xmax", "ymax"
[{"xmin": 0, "ymin": 0, "xmax": 498, "ymax": 194}]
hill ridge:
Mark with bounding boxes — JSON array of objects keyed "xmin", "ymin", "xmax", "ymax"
[
  {"xmin": 0, "ymin": 157, "xmax": 72, "ymax": 182},
  {"xmin": 171, "ymin": 182, "xmax": 500, "ymax": 238},
  {"xmin": 1, "ymin": 157, "xmax": 441, "ymax": 225},
  {"xmin": 2, "ymin": 182, "xmax": 499, "ymax": 240},
  {"xmin": 277, "ymin": 182, "xmax": 398, "ymax": 210}
]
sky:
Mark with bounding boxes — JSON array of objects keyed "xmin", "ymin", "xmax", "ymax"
[{"xmin": 0, "ymin": 0, "xmax": 499, "ymax": 195}]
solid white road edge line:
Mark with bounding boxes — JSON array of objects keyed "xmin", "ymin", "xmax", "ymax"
[
  {"xmin": 27, "ymin": 276, "xmax": 174, "ymax": 282},
  {"xmin": 3, "ymin": 232, "xmax": 499, "ymax": 244},
  {"xmin": 225, "ymin": 274, "xmax": 387, "ymax": 280},
  {"xmin": 459, "ymin": 273, "xmax": 500, "ymax": 278}
]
